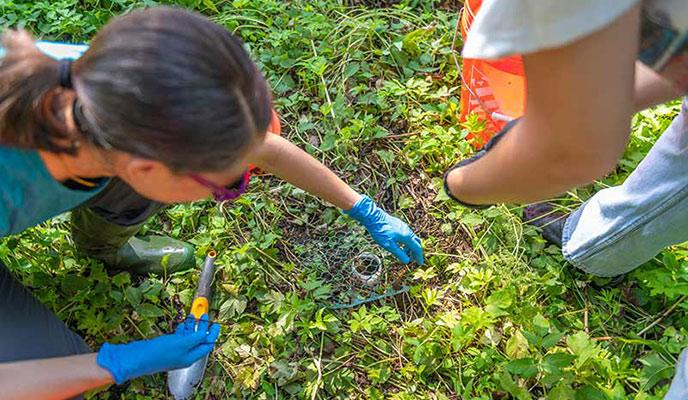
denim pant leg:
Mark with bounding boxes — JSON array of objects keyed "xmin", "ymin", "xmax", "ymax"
[
  {"xmin": 562, "ymin": 97, "xmax": 688, "ymax": 277},
  {"xmin": 666, "ymin": 349, "xmax": 688, "ymax": 400}
]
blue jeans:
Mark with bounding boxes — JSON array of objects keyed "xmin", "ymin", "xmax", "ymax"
[{"xmin": 562, "ymin": 97, "xmax": 688, "ymax": 399}]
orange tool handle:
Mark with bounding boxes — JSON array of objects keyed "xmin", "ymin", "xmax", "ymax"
[{"xmin": 190, "ymin": 297, "xmax": 209, "ymax": 320}]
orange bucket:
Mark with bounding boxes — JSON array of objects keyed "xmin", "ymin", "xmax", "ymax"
[{"xmin": 458, "ymin": 0, "xmax": 526, "ymax": 147}]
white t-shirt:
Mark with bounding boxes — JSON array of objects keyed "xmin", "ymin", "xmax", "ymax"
[{"xmin": 463, "ymin": 0, "xmax": 688, "ymax": 90}]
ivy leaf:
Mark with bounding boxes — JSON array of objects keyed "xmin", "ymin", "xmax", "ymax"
[
  {"xmin": 542, "ymin": 331, "xmax": 566, "ymax": 349},
  {"xmin": 60, "ymin": 275, "xmax": 90, "ymax": 294},
  {"xmin": 506, "ymin": 330, "xmax": 530, "ymax": 359},
  {"xmin": 506, "ymin": 358, "xmax": 538, "ymax": 378},
  {"xmin": 498, "ymin": 370, "xmax": 532, "ymax": 400},
  {"xmin": 320, "ymin": 132, "xmax": 337, "ymax": 152},
  {"xmin": 125, "ymin": 286, "xmax": 142, "ymax": 307},
  {"xmin": 459, "ymin": 213, "xmax": 484, "ymax": 227},
  {"xmin": 270, "ymin": 360, "xmax": 299, "ymax": 386},
  {"xmin": 549, "ymin": 383, "xmax": 576, "ymax": 400},
  {"xmin": 137, "ymin": 303, "xmax": 163, "ymax": 318},
  {"xmin": 220, "ymin": 297, "xmax": 247, "ymax": 320},
  {"xmin": 543, "ymin": 353, "xmax": 576, "ymax": 369},
  {"xmin": 486, "ymin": 287, "xmax": 515, "ymax": 317},
  {"xmin": 177, "ymin": 288, "xmax": 193, "ymax": 306},
  {"xmin": 567, "ymin": 332, "xmax": 600, "ymax": 368},
  {"xmin": 111, "ymin": 272, "xmax": 131, "ymax": 287}
]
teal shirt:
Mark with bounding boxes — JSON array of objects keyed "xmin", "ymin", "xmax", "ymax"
[
  {"xmin": 0, "ymin": 147, "xmax": 106, "ymax": 236},
  {"xmin": 0, "ymin": 41, "xmax": 105, "ymax": 237}
]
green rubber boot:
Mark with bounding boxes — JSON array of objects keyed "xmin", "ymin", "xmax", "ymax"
[{"xmin": 70, "ymin": 207, "xmax": 195, "ymax": 275}]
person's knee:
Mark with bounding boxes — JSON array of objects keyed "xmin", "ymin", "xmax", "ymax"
[{"xmin": 562, "ymin": 227, "xmax": 654, "ymax": 277}]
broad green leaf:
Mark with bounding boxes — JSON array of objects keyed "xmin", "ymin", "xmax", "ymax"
[
  {"xmin": 550, "ymin": 383, "xmax": 576, "ymax": 400},
  {"xmin": 219, "ymin": 297, "xmax": 247, "ymax": 320},
  {"xmin": 486, "ymin": 287, "xmax": 515, "ymax": 317},
  {"xmin": 137, "ymin": 303, "xmax": 163, "ymax": 318},
  {"xmin": 542, "ymin": 331, "xmax": 566, "ymax": 349},
  {"xmin": 270, "ymin": 360, "xmax": 299, "ymax": 385},
  {"xmin": 506, "ymin": 330, "xmax": 530, "ymax": 359},
  {"xmin": 202, "ymin": 0, "xmax": 218, "ymax": 13},
  {"xmin": 60, "ymin": 275, "xmax": 90, "ymax": 294},
  {"xmin": 460, "ymin": 213, "xmax": 485, "ymax": 226},
  {"xmin": 505, "ymin": 358, "xmax": 538, "ymax": 378},
  {"xmin": 567, "ymin": 332, "xmax": 600, "ymax": 368},
  {"xmin": 125, "ymin": 286, "xmax": 142, "ymax": 307},
  {"xmin": 498, "ymin": 370, "xmax": 532, "ymax": 400},
  {"xmin": 111, "ymin": 272, "xmax": 131, "ymax": 287},
  {"xmin": 533, "ymin": 313, "xmax": 550, "ymax": 336},
  {"xmin": 544, "ymin": 352, "xmax": 576, "ymax": 369},
  {"xmin": 574, "ymin": 385, "xmax": 607, "ymax": 400},
  {"xmin": 639, "ymin": 352, "xmax": 674, "ymax": 390},
  {"xmin": 320, "ymin": 133, "xmax": 337, "ymax": 152}
]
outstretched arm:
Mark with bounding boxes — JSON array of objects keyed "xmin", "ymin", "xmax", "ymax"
[
  {"xmin": 446, "ymin": 5, "xmax": 641, "ymax": 205},
  {"xmin": 0, "ymin": 314, "xmax": 220, "ymax": 400},
  {"xmin": 249, "ymin": 133, "xmax": 361, "ymax": 209},
  {"xmin": 250, "ymin": 133, "xmax": 424, "ymax": 264},
  {"xmin": 634, "ymin": 61, "xmax": 683, "ymax": 112},
  {"xmin": 0, "ymin": 354, "xmax": 112, "ymax": 400}
]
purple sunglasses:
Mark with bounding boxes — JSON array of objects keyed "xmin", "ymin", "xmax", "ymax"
[
  {"xmin": 72, "ymin": 98, "xmax": 251, "ymax": 202},
  {"xmin": 190, "ymin": 170, "xmax": 251, "ymax": 202}
]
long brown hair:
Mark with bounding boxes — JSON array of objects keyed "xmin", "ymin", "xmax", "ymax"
[{"xmin": 0, "ymin": 7, "xmax": 272, "ymax": 172}]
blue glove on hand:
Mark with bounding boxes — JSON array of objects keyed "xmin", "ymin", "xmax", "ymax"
[
  {"xmin": 345, "ymin": 195, "xmax": 424, "ymax": 265},
  {"xmin": 96, "ymin": 314, "xmax": 221, "ymax": 385}
]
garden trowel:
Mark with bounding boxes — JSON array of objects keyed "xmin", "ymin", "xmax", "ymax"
[{"xmin": 167, "ymin": 250, "xmax": 217, "ymax": 399}]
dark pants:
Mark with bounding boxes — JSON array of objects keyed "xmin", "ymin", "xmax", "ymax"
[
  {"xmin": 0, "ymin": 260, "xmax": 91, "ymax": 361},
  {"xmin": 0, "ymin": 178, "xmax": 160, "ymax": 363},
  {"xmin": 82, "ymin": 178, "xmax": 164, "ymax": 227}
]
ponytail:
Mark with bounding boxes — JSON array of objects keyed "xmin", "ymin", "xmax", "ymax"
[{"xmin": 0, "ymin": 29, "xmax": 77, "ymax": 154}]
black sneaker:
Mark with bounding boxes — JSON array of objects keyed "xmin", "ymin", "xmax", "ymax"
[
  {"xmin": 523, "ymin": 202, "xmax": 625, "ymax": 288},
  {"xmin": 523, "ymin": 203, "xmax": 567, "ymax": 247}
]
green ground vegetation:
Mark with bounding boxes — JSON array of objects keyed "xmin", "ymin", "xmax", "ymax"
[{"xmin": 1, "ymin": 0, "xmax": 687, "ymax": 398}]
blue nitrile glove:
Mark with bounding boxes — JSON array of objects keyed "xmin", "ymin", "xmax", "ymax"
[
  {"xmin": 345, "ymin": 195, "xmax": 424, "ymax": 265},
  {"xmin": 96, "ymin": 314, "xmax": 221, "ymax": 385},
  {"xmin": 443, "ymin": 118, "xmax": 520, "ymax": 208}
]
